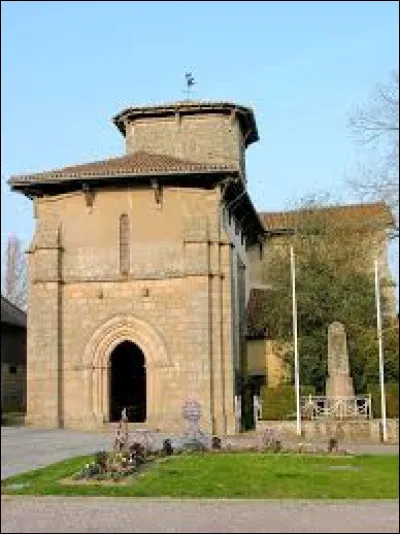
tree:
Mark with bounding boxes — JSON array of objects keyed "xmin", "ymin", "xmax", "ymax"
[
  {"xmin": 348, "ymin": 70, "xmax": 399, "ymax": 236},
  {"xmin": 261, "ymin": 199, "xmax": 398, "ymax": 394},
  {"xmin": 2, "ymin": 234, "xmax": 27, "ymax": 310}
]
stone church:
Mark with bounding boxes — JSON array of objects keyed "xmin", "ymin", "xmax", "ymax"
[
  {"xmin": 9, "ymin": 100, "xmax": 395, "ymax": 434},
  {"xmin": 10, "ymin": 101, "xmax": 267, "ymax": 434}
]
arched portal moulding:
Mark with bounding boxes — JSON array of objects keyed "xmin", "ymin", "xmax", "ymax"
[{"xmin": 83, "ymin": 314, "xmax": 172, "ymax": 425}]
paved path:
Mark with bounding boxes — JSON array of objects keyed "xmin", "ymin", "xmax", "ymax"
[
  {"xmin": 1, "ymin": 426, "xmax": 398, "ymax": 480},
  {"xmin": 1, "ymin": 427, "xmax": 111, "ymax": 480},
  {"xmin": 1, "ymin": 496, "xmax": 399, "ymax": 533}
]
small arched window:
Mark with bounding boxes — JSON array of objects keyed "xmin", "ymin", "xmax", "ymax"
[{"xmin": 119, "ymin": 214, "xmax": 130, "ymax": 276}]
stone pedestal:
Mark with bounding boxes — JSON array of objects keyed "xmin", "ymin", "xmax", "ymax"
[
  {"xmin": 325, "ymin": 374, "xmax": 355, "ymax": 398},
  {"xmin": 325, "ymin": 321, "xmax": 355, "ymax": 398}
]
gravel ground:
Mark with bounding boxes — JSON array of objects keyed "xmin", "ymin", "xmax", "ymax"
[{"xmin": 1, "ymin": 496, "xmax": 399, "ymax": 533}]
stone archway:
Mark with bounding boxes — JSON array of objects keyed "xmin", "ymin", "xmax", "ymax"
[{"xmin": 83, "ymin": 314, "xmax": 171, "ymax": 426}]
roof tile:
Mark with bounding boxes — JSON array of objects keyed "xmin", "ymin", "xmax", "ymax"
[
  {"xmin": 260, "ymin": 202, "xmax": 394, "ymax": 231},
  {"xmin": 10, "ymin": 151, "xmax": 234, "ymax": 185}
]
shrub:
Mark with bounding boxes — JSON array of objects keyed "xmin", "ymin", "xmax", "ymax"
[
  {"xmin": 328, "ymin": 438, "xmax": 338, "ymax": 453},
  {"xmin": 260, "ymin": 384, "xmax": 315, "ymax": 420},
  {"xmin": 94, "ymin": 451, "xmax": 108, "ymax": 471},
  {"xmin": 367, "ymin": 382, "xmax": 399, "ymax": 418},
  {"xmin": 212, "ymin": 436, "xmax": 222, "ymax": 450},
  {"xmin": 129, "ymin": 442, "xmax": 146, "ymax": 466},
  {"xmin": 162, "ymin": 439, "xmax": 174, "ymax": 456}
]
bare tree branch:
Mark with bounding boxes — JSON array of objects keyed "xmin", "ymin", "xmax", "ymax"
[
  {"xmin": 2, "ymin": 234, "xmax": 27, "ymax": 311},
  {"xmin": 348, "ymin": 70, "xmax": 399, "ymax": 236}
]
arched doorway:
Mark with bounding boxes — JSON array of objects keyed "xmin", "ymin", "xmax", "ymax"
[
  {"xmin": 109, "ymin": 341, "xmax": 146, "ymax": 422},
  {"xmin": 86, "ymin": 315, "xmax": 172, "ymax": 427}
]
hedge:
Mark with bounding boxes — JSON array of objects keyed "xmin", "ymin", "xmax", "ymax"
[
  {"xmin": 367, "ymin": 383, "xmax": 399, "ymax": 419},
  {"xmin": 260, "ymin": 384, "xmax": 315, "ymax": 420}
]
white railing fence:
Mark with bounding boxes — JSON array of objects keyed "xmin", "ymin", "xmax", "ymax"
[
  {"xmin": 254, "ymin": 394, "xmax": 372, "ymax": 422},
  {"xmin": 301, "ymin": 395, "xmax": 372, "ymax": 420}
]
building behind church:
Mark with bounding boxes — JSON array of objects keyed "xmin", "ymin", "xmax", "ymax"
[{"xmin": 1, "ymin": 296, "xmax": 27, "ymax": 414}]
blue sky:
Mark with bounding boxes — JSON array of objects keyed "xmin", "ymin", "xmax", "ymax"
[{"xmin": 1, "ymin": 1, "xmax": 399, "ymax": 302}]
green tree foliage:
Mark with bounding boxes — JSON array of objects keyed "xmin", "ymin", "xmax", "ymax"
[
  {"xmin": 262, "ymin": 199, "xmax": 398, "ymax": 394},
  {"xmin": 368, "ymin": 382, "xmax": 399, "ymax": 418},
  {"xmin": 260, "ymin": 385, "xmax": 315, "ymax": 420}
]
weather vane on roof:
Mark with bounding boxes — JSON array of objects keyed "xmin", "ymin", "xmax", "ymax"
[{"xmin": 184, "ymin": 72, "xmax": 195, "ymax": 99}]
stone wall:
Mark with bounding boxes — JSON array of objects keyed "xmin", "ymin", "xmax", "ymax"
[
  {"xmin": 125, "ymin": 113, "xmax": 244, "ymax": 170},
  {"xmin": 25, "ymin": 185, "xmax": 241, "ymax": 435},
  {"xmin": 247, "ymin": 339, "xmax": 288, "ymax": 388},
  {"xmin": 257, "ymin": 419, "xmax": 399, "ymax": 443}
]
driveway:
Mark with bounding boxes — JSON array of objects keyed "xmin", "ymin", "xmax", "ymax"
[
  {"xmin": 1, "ymin": 427, "xmax": 112, "ymax": 480},
  {"xmin": 1, "ymin": 496, "xmax": 399, "ymax": 533}
]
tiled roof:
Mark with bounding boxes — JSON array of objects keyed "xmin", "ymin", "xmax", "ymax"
[
  {"xmin": 260, "ymin": 202, "xmax": 394, "ymax": 232},
  {"xmin": 9, "ymin": 151, "xmax": 235, "ymax": 186},
  {"xmin": 1, "ymin": 296, "xmax": 26, "ymax": 328}
]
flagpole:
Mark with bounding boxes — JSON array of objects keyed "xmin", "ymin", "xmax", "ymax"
[
  {"xmin": 290, "ymin": 246, "xmax": 301, "ymax": 436},
  {"xmin": 374, "ymin": 259, "xmax": 387, "ymax": 442}
]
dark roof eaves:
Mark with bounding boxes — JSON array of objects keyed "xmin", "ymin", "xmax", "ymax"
[
  {"xmin": 223, "ymin": 181, "xmax": 265, "ymax": 240},
  {"xmin": 9, "ymin": 167, "xmax": 239, "ymax": 189},
  {"xmin": 113, "ymin": 100, "xmax": 254, "ymax": 121},
  {"xmin": 243, "ymin": 191, "xmax": 266, "ymax": 238}
]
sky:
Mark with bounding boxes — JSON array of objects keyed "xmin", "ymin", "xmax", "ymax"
[{"xmin": 1, "ymin": 1, "xmax": 399, "ymax": 304}]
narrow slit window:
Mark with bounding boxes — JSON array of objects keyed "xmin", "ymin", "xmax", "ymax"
[{"xmin": 120, "ymin": 214, "xmax": 130, "ymax": 275}]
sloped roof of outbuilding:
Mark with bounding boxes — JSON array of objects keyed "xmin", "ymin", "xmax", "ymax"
[
  {"xmin": 260, "ymin": 202, "xmax": 394, "ymax": 233},
  {"xmin": 1, "ymin": 296, "xmax": 26, "ymax": 328}
]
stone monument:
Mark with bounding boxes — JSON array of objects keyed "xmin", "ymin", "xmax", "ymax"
[
  {"xmin": 180, "ymin": 399, "xmax": 208, "ymax": 450},
  {"xmin": 325, "ymin": 321, "xmax": 355, "ymax": 398}
]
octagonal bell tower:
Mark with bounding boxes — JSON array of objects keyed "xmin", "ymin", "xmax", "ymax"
[{"xmin": 113, "ymin": 100, "xmax": 259, "ymax": 180}]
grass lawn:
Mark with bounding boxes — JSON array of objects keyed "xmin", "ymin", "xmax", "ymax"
[{"xmin": 1, "ymin": 453, "xmax": 398, "ymax": 499}]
